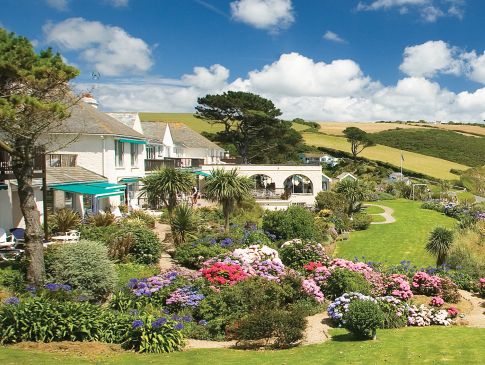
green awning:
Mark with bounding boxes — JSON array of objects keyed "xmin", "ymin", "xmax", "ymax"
[
  {"xmin": 51, "ymin": 182, "xmax": 126, "ymax": 198},
  {"xmin": 193, "ymin": 171, "xmax": 211, "ymax": 177},
  {"xmin": 119, "ymin": 177, "xmax": 140, "ymax": 183},
  {"xmin": 118, "ymin": 138, "xmax": 147, "ymax": 145}
]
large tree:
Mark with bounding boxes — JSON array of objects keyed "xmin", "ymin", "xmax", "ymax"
[
  {"xmin": 343, "ymin": 127, "xmax": 374, "ymax": 158},
  {"xmin": 0, "ymin": 29, "xmax": 79, "ymax": 285},
  {"xmin": 195, "ymin": 91, "xmax": 303, "ymax": 164}
]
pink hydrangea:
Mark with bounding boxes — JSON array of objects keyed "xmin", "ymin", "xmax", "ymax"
[
  {"xmin": 447, "ymin": 306, "xmax": 459, "ymax": 318},
  {"xmin": 302, "ymin": 279, "xmax": 325, "ymax": 303},
  {"xmin": 412, "ymin": 271, "xmax": 441, "ymax": 296},
  {"xmin": 386, "ymin": 274, "xmax": 413, "ymax": 300},
  {"xmin": 429, "ymin": 296, "xmax": 445, "ymax": 307}
]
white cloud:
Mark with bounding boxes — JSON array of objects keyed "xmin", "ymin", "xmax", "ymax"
[
  {"xmin": 323, "ymin": 31, "xmax": 346, "ymax": 43},
  {"xmin": 182, "ymin": 64, "xmax": 230, "ymax": 90},
  {"xmin": 465, "ymin": 51, "xmax": 485, "ymax": 84},
  {"xmin": 46, "ymin": 0, "xmax": 69, "ymax": 11},
  {"xmin": 80, "ymin": 51, "xmax": 485, "ymax": 122},
  {"xmin": 105, "ymin": 0, "xmax": 129, "ymax": 7},
  {"xmin": 357, "ymin": 0, "xmax": 465, "ymax": 22},
  {"xmin": 43, "ymin": 18, "xmax": 152, "ymax": 77},
  {"xmin": 230, "ymin": 0, "xmax": 294, "ymax": 32},
  {"xmin": 400, "ymin": 40, "xmax": 462, "ymax": 77}
]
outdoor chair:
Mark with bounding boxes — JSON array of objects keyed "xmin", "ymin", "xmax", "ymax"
[
  {"xmin": 67, "ymin": 230, "xmax": 81, "ymax": 242},
  {"xmin": 0, "ymin": 228, "xmax": 15, "ymax": 249},
  {"xmin": 112, "ymin": 206, "xmax": 123, "ymax": 219},
  {"xmin": 9, "ymin": 228, "xmax": 25, "ymax": 244}
]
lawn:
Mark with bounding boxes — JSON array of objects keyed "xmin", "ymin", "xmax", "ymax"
[
  {"xmin": 0, "ymin": 327, "xmax": 483, "ymax": 365},
  {"xmin": 335, "ymin": 199, "xmax": 457, "ymax": 267},
  {"xmin": 364, "ymin": 205, "xmax": 385, "ymax": 214},
  {"xmin": 303, "ymin": 132, "xmax": 470, "ymax": 180}
]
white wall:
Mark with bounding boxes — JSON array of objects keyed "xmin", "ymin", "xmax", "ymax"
[{"xmin": 0, "ymin": 188, "xmax": 13, "ymax": 229}]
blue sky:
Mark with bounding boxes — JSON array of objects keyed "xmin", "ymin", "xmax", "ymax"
[{"xmin": 2, "ymin": 0, "xmax": 485, "ymax": 121}]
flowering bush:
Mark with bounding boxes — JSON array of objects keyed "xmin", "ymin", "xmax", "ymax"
[
  {"xmin": 233, "ymin": 245, "xmax": 281, "ymax": 266},
  {"xmin": 479, "ymin": 278, "xmax": 485, "ymax": 298},
  {"xmin": 327, "ymin": 292, "xmax": 377, "ymax": 324},
  {"xmin": 329, "ymin": 259, "xmax": 385, "ymax": 296},
  {"xmin": 301, "ymin": 279, "xmax": 325, "ymax": 303},
  {"xmin": 447, "ymin": 306, "xmax": 459, "ymax": 318},
  {"xmin": 386, "ymin": 274, "xmax": 413, "ymax": 300},
  {"xmin": 407, "ymin": 304, "xmax": 452, "ymax": 326},
  {"xmin": 279, "ymin": 239, "xmax": 329, "ymax": 270},
  {"xmin": 200, "ymin": 262, "xmax": 248, "ymax": 286},
  {"xmin": 412, "ymin": 271, "xmax": 441, "ymax": 296},
  {"xmin": 166, "ymin": 286, "xmax": 205, "ymax": 308},
  {"xmin": 429, "ymin": 297, "xmax": 445, "ymax": 307},
  {"xmin": 129, "ymin": 271, "xmax": 180, "ymax": 297}
]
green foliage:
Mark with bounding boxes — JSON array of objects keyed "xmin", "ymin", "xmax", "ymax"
[
  {"xmin": 0, "ymin": 297, "xmax": 131, "ymax": 344},
  {"xmin": 325, "ymin": 269, "xmax": 372, "ymax": 299},
  {"xmin": 128, "ymin": 210, "xmax": 156, "ymax": 228},
  {"xmin": 351, "ymin": 212, "xmax": 372, "ymax": 231},
  {"xmin": 231, "ymin": 309, "xmax": 306, "ymax": 348},
  {"xmin": 173, "ymin": 242, "xmax": 229, "ymax": 269},
  {"xmin": 421, "ymin": 201, "xmax": 445, "ymax": 213},
  {"xmin": 0, "ymin": 266, "xmax": 24, "ymax": 292},
  {"xmin": 196, "ymin": 91, "xmax": 304, "ymax": 164},
  {"xmin": 440, "ymin": 277, "xmax": 461, "ymax": 303},
  {"xmin": 279, "ymin": 239, "xmax": 328, "ymax": 270},
  {"xmin": 343, "ymin": 300, "xmax": 384, "ymax": 339},
  {"xmin": 343, "ymin": 127, "xmax": 374, "ymax": 157},
  {"xmin": 204, "ymin": 168, "xmax": 253, "ymax": 232},
  {"xmin": 48, "ymin": 208, "xmax": 81, "ymax": 234},
  {"xmin": 371, "ymin": 128, "xmax": 485, "ymax": 167},
  {"xmin": 426, "ymin": 227, "xmax": 454, "ymax": 267},
  {"xmin": 88, "ymin": 212, "xmax": 116, "ymax": 227},
  {"xmin": 377, "ymin": 300, "xmax": 407, "ymax": 329},
  {"xmin": 335, "ymin": 179, "xmax": 366, "ymax": 215},
  {"xmin": 140, "ymin": 168, "xmax": 194, "ymax": 212},
  {"xmin": 315, "ymin": 191, "xmax": 348, "ymax": 213},
  {"xmin": 263, "ymin": 205, "xmax": 324, "ymax": 241},
  {"xmin": 461, "ymin": 166, "xmax": 485, "ymax": 197},
  {"xmin": 115, "ymin": 263, "xmax": 158, "ymax": 290},
  {"xmin": 45, "ymin": 240, "xmax": 117, "ymax": 301},
  {"xmin": 170, "ymin": 203, "xmax": 199, "ymax": 245}
]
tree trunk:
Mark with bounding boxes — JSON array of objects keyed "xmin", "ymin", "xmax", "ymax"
[
  {"xmin": 12, "ymin": 157, "xmax": 45, "ymax": 286},
  {"xmin": 222, "ymin": 200, "xmax": 231, "ymax": 233}
]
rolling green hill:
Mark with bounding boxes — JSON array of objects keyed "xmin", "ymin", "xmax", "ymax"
[{"xmin": 370, "ymin": 128, "xmax": 485, "ymax": 167}]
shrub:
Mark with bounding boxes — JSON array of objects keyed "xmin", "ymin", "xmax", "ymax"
[
  {"xmin": 0, "ymin": 296, "xmax": 131, "ymax": 344},
  {"xmin": 377, "ymin": 296, "xmax": 408, "ymax": 329},
  {"xmin": 170, "ymin": 204, "xmax": 199, "ymax": 245},
  {"xmin": 262, "ymin": 206, "xmax": 323, "ymax": 241},
  {"xmin": 315, "ymin": 191, "xmax": 347, "ymax": 213},
  {"xmin": 326, "ymin": 213, "xmax": 352, "ymax": 233},
  {"xmin": 0, "ymin": 267, "xmax": 25, "ymax": 292},
  {"xmin": 128, "ymin": 210, "xmax": 156, "ymax": 228},
  {"xmin": 325, "ymin": 269, "xmax": 372, "ymax": 299},
  {"xmin": 48, "ymin": 208, "xmax": 81, "ymax": 234},
  {"xmin": 173, "ymin": 242, "xmax": 229, "ymax": 269},
  {"xmin": 421, "ymin": 201, "xmax": 445, "ymax": 213},
  {"xmin": 351, "ymin": 212, "xmax": 372, "ymax": 231},
  {"xmin": 115, "ymin": 263, "xmax": 158, "ymax": 290},
  {"xmin": 343, "ymin": 300, "xmax": 384, "ymax": 340},
  {"xmin": 200, "ymin": 263, "xmax": 248, "ymax": 286},
  {"xmin": 232, "ymin": 309, "xmax": 306, "ymax": 348},
  {"xmin": 279, "ymin": 239, "xmax": 329, "ymax": 270},
  {"xmin": 89, "ymin": 212, "xmax": 116, "ymax": 227},
  {"xmin": 45, "ymin": 240, "xmax": 117, "ymax": 301},
  {"xmin": 377, "ymin": 192, "xmax": 395, "ymax": 200},
  {"xmin": 108, "ymin": 233, "xmax": 134, "ymax": 262},
  {"xmin": 439, "ymin": 277, "xmax": 460, "ymax": 303},
  {"xmin": 118, "ymin": 221, "xmax": 162, "ymax": 265},
  {"xmin": 479, "ymin": 278, "xmax": 485, "ymax": 298}
]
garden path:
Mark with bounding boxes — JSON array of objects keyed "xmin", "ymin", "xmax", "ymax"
[
  {"xmin": 365, "ymin": 204, "xmax": 396, "ymax": 225},
  {"xmin": 302, "ymin": 312, "xmax": 332, "ymax": 345},
  {"xmin": 153, "ymin": 222, "xmax": 178, "ymax": 271},
  {"xmin": 459, "ymin": 290, "xmax": 485, "ymax": 328}
]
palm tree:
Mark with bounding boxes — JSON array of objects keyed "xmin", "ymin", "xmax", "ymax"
[
  {"xmin": 170, "ymin": 203, "xmax": 199, "ymax": 245},
  {"xmin": 140, "ymin": 168, "xmax": 194, "ymax": 214},
  {"xmin": 426, "ymin": 227, "xmax": 454, "ymax": 267},
  {"xmin": 335, "ymin": 179, "xmax": 365, "ymax": 216},
  {"xmin": 204, "ymin": 168, "xmax": 252, "ymax": 232}
]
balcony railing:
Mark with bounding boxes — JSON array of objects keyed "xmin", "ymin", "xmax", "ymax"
[
  {"xmin": 145, "ymin": 159, "xmax": 175, "ymax": 171},
  {"xmin": 251, "ymin": 188, "xmax": 290, "ymax": 200}
]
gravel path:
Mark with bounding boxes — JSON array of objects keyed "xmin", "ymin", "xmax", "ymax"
[
  {"xmin": 153, "ymin": 222, "xmax": 178, "ymax": 271},
  {"xmin": 365, "ymin": 203, "xmax": 396, "ymax": 225},
  {"xmin": 459, "ymin": 290, "xmax": 485, "ymax": 328}
]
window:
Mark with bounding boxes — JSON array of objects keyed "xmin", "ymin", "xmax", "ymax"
[
  {"xmin": 115, "ymin": 141, "xmax": 124, "ymax": 167},
  {"xmin": 146, "ymin": 145, "xmax": 155, "ymax": 159},
  {"xmin": 64, "ymin": 192, "xmax": 73, "ymax": 209},
  {"xmin": 130, "ymin": 144, "xmax": 139, "ymax": 167}
]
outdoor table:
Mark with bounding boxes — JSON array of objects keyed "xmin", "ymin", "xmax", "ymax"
[{"xmin": 51, "ymin": 235, "xmax": 79, "ymax": 243}]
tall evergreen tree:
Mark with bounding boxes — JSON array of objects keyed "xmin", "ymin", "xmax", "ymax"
[{"xmin": 0, "ymin": 29, "xmax": 79, "ymax": 285}]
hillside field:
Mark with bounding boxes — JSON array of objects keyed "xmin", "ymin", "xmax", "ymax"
[
  {"xmin": 303, "ymin": 132, "xmax": 470, "ymax": 180},
  {"xmin": 371, "ymin": 128, "xmax": 485, "ymax": 167}
]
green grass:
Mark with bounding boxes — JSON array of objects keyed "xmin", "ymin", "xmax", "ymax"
[
  {"xmin": 1, "ymin": 327, "xmax": 484, "ymax": 364},
  {"xmin": 364, "ymin": 205, "xmax": 385, "ymax": 214},
  {"xmin": 335, "ymin": 199, "xmax": 457, "ymax": 267},
  {"xmin": 303, "ymin": 132, "xmax": 470, "ymax": 180},
  {"xmin": 371, "ymin": 215, "xmax": 387, "ymax": 223},
  {"xmin": 370, "ymin": 128, "xmax": 485, "ymax": 167}
]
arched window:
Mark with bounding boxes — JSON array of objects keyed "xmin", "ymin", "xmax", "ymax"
[
  {"xmin": 250, "ymin": 174, "xmax": 275, "ymax": 191},
  {"xmin": 284, "ymin": 175, "xmax": 313, "ymax": 195}
]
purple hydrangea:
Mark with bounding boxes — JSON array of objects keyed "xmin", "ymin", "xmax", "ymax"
[
  {"xmin": 166, "ymin": 286, "xmax": 205, "ymax": 308},
  {"xmin": 132, "ymin": 319, "xmax": 144, "ymax": 329},
  {"xmin": 174, "ymin": 322, "xmax": 184, "ymax": 330},
  {"xmin": 4, "ymin": 297, "xmax": 20, "ymax": 305},
  {"xmin": 131, "ymin": 271, "xmax": 179, "ymax": 297},
  {"xmin": 182, "ymin": 315, "xmax": 192, "ymax": 322},
  {"xmin": 44, "ymin": 283, "xmax": 72, "ymax": 292},
  {"xmin": 151, "ymin": 317, "xmax": 168, "ymax": 328}
]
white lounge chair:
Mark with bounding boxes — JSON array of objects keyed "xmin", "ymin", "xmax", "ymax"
[
  {"xmin": 0, "ymin": 228, "xmax": 14, "ymax": 250},
  {"xmin": 112, "ymin": 206, "xmax": 123, "ymax": 219}
]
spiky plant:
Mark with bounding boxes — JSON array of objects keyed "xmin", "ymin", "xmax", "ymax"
[
  {"xmin": 203, "ymin": 168, "xmax": 253, "ymax": 232},
  {"xmin": 426, "ymin": 227, "xmax": 454, "ymax": 267},
  {"xmin": 170, "ymin": 203, "xmax": 198, "ymax": 245},
  {"xmin": 48, "ymin": 208, "xmax": 81, "ymax": 234},
  {"xmin": 141, "ymin": 168, "xmax": 194, "ymax": 214},
  {"xmin": 335, "ymin": 179, "xmax": 365, "ymax": 216}
]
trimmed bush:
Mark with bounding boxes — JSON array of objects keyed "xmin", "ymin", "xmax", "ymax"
[
  {"xmin": 45, "ymin": 240, "xmax": 117, "ymax": 301},
  {"xmin": 343, "ymin": 299, "xmax": 384, "ymax": 340},
  {"xmin": 315, "ymin": 191, "xmax": 348, "ymax": 213},
  {"xmin": 351, "ymin": 212, "xmax": 372, "ymax": 231},
  {"xmin": 279, "ymin": 239, "xmax": 329, "ymax": 270},
  {"xmin": 263, "ymin": 206, "xmax": 323, "ymax": 241},
  {"xmin": 325, "ymin": 269, "xmax": 372, "ymax": 299}
]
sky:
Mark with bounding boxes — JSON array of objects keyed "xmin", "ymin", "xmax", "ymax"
[{"xmin": 2, "ymin": 0, "xmax": 485, "ymax": 122}]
